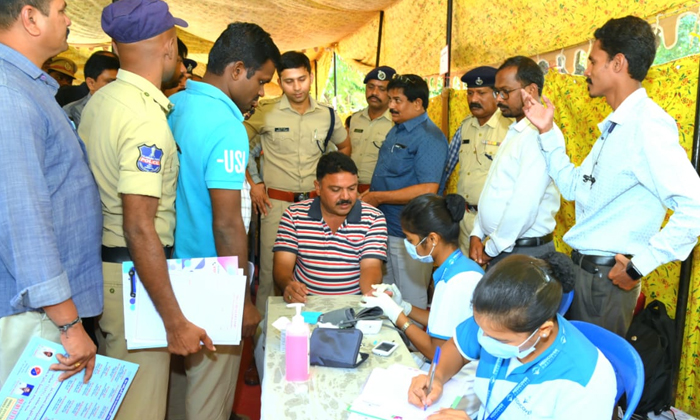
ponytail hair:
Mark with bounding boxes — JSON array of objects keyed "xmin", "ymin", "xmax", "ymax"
[{"xmin": 400, "ymin": 194, "xmax": 465, "ymax": 246}]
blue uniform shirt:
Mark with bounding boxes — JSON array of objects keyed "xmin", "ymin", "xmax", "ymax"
[
  {"xmin": 370, "ymin": 112, "xmax": 447, "ymax": 237},
  {"xmin": 0, "ymin": 44, "xmax": 103, "ymax": 318},
  {"xmin": 168, "ymin": 80, "xmax": 248, "ymax": 259}
]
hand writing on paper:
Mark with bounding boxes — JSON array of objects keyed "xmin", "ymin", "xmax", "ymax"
[
  {"xmin": 609, "ymin": 254, "xmax": 641, "ymax": 291},
  {"xmin": 408, "ymin": 373, "xmax": 445, "ymax": 410},
  {"xmin": 52, "ymin": 323, "xmax": 96, "ymax": 383}
]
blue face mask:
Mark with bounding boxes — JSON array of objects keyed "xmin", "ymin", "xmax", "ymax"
[
  {"xmin": 477, "ymin": 327, "xmax": 541, "ymax": 360},
  {"xmin": 404, "ymin": 236, "xmax": 435, "ymax": 263}
]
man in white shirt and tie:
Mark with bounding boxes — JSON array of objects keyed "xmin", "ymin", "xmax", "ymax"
[
  {"xmin": 522, "ymin": 16, "xmax": 700, "ymax": 336},
  {"xmin": 470, "ymin": 56, "xmax": 561, "ymax": 269}
]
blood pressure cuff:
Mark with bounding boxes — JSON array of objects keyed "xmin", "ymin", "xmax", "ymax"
[
  {"xmin": 310, "ymin": 327, "xmax": 369, "ymax": 368},
  {"xmin": 317, "ymin": 306, "xmax": 383, "ymax": 328}
]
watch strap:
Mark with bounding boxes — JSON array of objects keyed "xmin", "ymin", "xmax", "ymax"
[
  {"xmin": 400, "ymin": 321, "xmax": 411, "ymax": 332},
  {"xmin": 57, "ymin": 316, "xmax": 82, "ymax": 333},
  {"xmin": 626, "ymin": 261, "xmax": 643, "ymax": 280}
]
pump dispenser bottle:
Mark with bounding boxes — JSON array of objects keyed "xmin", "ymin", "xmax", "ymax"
[{"xmin": 285, "ymin": 303, "xmax": 310, "ymax": 382}]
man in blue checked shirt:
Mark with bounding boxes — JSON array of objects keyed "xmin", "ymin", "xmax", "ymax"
[
  {"xmin": 0, "ymin": 0, "xmax": 103, "ymax": 386},
  {"xmin": 361, "ymin": 74, "xmax": 448, "ymax": 311},
  {"xmin": 523, "ymin": 16, "xmax": 700, "ymax": 336}
]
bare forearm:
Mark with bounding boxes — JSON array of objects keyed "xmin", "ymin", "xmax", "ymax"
[
  {"xmin": 435, "ymin": 338, "xmax": 468, "ymax": 384},
  {"xmin": 358, "ymin": 263, "xmax": 383, "ymax": 294},
  {"xmin": 125, "ymin": 226, "xmax": 185, "ymax": 329},
  {"xmin": 337, "ymin": 143, "xmax": 351, "ymax": 156},
  {"xmin": 372, "ymin": 183, "xmax": 438, "ymax": 206},
  {"xmin": 43, "ymin": 299, "xmax": 79, "ymax": 326}
]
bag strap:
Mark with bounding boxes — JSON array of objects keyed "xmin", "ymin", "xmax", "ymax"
[{"xmin": 323, "ymin": 106, "xmax": 335, "ymax": 152}]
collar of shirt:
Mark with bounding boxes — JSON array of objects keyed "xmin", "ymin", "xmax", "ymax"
[
  {"xmin": 360, "ymin": 106, "xmax": 392, "ymax": 122},
  {"xmin": 397, "ymin": 111, "xmax": 428, "ymax": 132},
  {"xmin": 467, "ymin": 108, "xmax": 506, "ymax": 130},
  {"xmin": 308, "ymin": 196, "xmax": 362, "ymax": 224},
  {"xmin": 506, "ymin": 314, "xmax": 568, "ymax": 378},
  {"xmin": 278, "ymin": 93, "xmax": 320, "ymax": 114},
  {"xmin": 509, "ymin": 117, "xmax": 534, "ymax": 133},
  {"xmin": 116, "ymin": 69, "xmax": 173, "ymax": 114},
  {"xmin": 432, "ymin": 249, "xmax": 462, "ymax": 284},
  {"xmin": 0, "ymin": 43, "xmax": 58, "ymax": 92},
  {"xmin": 183, "ymin": 79, "xmax": 244, "ymax": 121},
  {"xmin": 598, "ymin": 87, "xmax": 648, "ymax": 133}
]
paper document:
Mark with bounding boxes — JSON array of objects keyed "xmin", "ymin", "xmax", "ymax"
[
  {"xmin": 0, "ymin": 337, "xmax": 138, "ymax": 420},
  {"xmin": 348, "ymin": 364, "xmax": 467, "ymax": 420},
  {"xmin": 123, "ymin": 256, "xmax": 246, "ymax": 349}
]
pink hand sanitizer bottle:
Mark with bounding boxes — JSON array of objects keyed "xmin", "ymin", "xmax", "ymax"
[{"xmin": 285, "ymin": 303, "xmax": 310, "ymax": 382}]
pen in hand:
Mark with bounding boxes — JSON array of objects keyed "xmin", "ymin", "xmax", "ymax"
[{"xmin": 424, "ymin": 346, "xmax": 441, "ymax": 411}]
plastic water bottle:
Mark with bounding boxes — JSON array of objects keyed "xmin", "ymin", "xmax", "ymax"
[{"xmin": 285, "ymin": 303, "xmax": 310, "ymax": 382}]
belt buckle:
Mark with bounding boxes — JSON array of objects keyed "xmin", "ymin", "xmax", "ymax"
[{"xmin": 294, "ymin": 193, "xmax": 309, "ymax": 203}]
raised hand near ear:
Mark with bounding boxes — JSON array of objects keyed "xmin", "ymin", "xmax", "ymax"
[{"xmin": 521, "ymin": 89, "xmax": 555, "ymax": 134}]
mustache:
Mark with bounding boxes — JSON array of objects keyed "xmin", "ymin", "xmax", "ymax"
[
  {"xmin": 468, "ymin": 102, "xmax": 482, "ymax": 109},
  {"xmin": 390, "ymin": 109, "xmax": 399, "ymax": 114},
  {"xmin": 368, "ymin": 95, "xmax": 380, "ymax": 101},
  {"xmin": 336, "ymin": 200, "xmax": 352, "ymax": 206}
]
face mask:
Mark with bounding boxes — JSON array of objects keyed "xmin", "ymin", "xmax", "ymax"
[
  {"xmin": 477, "ymin": 327, "xmax": 541, "ymax": 360},
  {"xmin": 404, "ymin": 237, "xmax": 435, "ymax": 263}
]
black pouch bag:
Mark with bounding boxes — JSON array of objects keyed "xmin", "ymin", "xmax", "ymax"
[{"xmin": 309, "ymin": 327, "xmax": 368, "ymax": 368}]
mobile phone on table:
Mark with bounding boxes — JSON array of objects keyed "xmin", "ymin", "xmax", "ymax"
[{"xmin": 372, "ymin": 341, "xmax": 398, "ymax": 357}]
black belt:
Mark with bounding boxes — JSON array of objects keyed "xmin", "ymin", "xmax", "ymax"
[
  {"xmin": 102, "ymin": 245, "xmax": 173, "ymax": 263},
  {"xmin": 514, "ymin": 233, "xmax": 553, "ymax": 247},
  {"xmin": 571, "ymin": 250, "xmax": 631, "ymax": 275}
]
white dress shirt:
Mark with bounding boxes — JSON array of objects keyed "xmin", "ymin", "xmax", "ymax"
[
  {"xmin": 472, "ymin": 118, "xmax": 561, "ymax": 257},
  {"xmin": 538, "ymin": 88, "xmax": 700, "ymax": 275}
]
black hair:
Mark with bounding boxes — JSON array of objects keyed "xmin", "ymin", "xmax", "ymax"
[
  {"xmin": 387, "ymin": 74, "xmax": 429, "ymax": 110},
  {"xmin": 594, "ymin": 16, "xmax": 656, "ymax": 82},
  {"xmin": 83, "ymin": 51, "xmax": 120, "ymax": 80},
  {"xmin": 277, "ymin": 51, "xmax": 311, "ymax": 74},
  {"xmin": 400, "ymin": 194, "xmax": 465, "ymax": 246},
  {"xmin": 207, "ymin": 22, "xmax": 281, "ymax": 78},
  {"xmin": 316, "ymin": 152, "xmax": 358, "ymax": 181},
  {"xmin": 472, "ymin": 252, "xmax": 575, "ymax": 333},
  {"xmin": 0, "ymin": 0, "xmax": 49, "ymax": 29},
  {"xmin": 177, "ymin": 38, "xmax": 188, "ymax": 59},
  {"xmin": 497, "ymin": 56, "xmax": 545, "ymax": 96}
]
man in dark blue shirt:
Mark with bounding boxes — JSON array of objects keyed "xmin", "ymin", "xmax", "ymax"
[{"xmin": 361, "ymin": 74, "xmax": 447, "ymax": 310}]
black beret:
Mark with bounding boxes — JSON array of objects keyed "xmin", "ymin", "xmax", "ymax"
[
  {"xmin": 363, "ymin": 66, "xmax": 396, "ymax": 84},
  {"xmin": 460, "ymin": 66, "xmax": 497, "ymax": 87}
]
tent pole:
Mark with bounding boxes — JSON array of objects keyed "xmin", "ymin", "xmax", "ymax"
[
  {"xmin": 440, "ymin": 0, "xmax": 454, "ymax": 139},
  {"xmin": 673, "ymin": 57, "xmax": 700, "ymax": 401},
  {"xmin": 314, "ymin": 60, "xmax": 319, "ymax": 100},
  {"xmin": 445, "ymin": 0, "xmax": 453, "ymax": 89},
  {"xmin": 333, "ymin": 51, "xmax": 337, "ymax": 98},
  {"xmin": 375, "ymin": 11, "xmax": 384, "ymax": 67}
]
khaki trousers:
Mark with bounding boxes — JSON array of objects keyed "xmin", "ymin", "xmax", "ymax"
[
  {"xmin": 256, "ymin": 198, "xmax": 293, "ymax": 316},
  {"xmin": 458, "ymin": 210, "xmax": 477, "ymax": 256},
  {"xmin": 99, "ymin": 262, "xmax": 242, "ymax": 420}
]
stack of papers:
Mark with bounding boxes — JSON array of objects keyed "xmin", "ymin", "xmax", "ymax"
[
  {"xmin": 348, "ymin": 364, "xmax": 468, "ymax": 420},
  {"xmin": 122, "ymin": 256, "xmax": 247, "ymax": 349},
  {"xmin": 0, "ymin": 337, "xmax": 138, "ymax": 420}
]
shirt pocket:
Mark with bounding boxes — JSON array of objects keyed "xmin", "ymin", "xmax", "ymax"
[
  {"xmin": 268, "ymin": 128, "xmax": 298, "ymax": 155},
  {"xmin": 384, "ymin": 145, "xmax": 414, "ymax": 177}
]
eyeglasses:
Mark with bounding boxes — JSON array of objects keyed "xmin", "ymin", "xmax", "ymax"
[
  {"xmin": 492, "ymin": 87, "xmax": 519, "ymax": 100},
  {"xmin": 392, "ymin": 74, "xmax": 418, "ymax": 84}
]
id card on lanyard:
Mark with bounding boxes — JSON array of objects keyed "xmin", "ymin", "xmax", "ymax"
[{"xmin": 484, "ymin": 348, "xmax": 561, "ymax": 420}]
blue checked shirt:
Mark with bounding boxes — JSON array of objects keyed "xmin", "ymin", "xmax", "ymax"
[
  {"xmin": 441, "ymin": 120, "xmax": 465, "ymax": 187},
  {"xmin": 0, "ymin": 44, "xmax": 103, "ymax": 318}
]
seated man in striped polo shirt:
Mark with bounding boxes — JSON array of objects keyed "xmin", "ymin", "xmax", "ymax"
[{"xmin": 274, "ymin": 152, "xmax": 388, "ymax": 302}]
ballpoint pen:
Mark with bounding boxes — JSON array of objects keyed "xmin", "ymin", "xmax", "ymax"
[{"xmin": 424, "ymin": 346, "xmax": 442, "ymax": 411}]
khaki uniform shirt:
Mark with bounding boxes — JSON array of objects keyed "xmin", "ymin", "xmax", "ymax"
[
  {"xmin": 79, "ymin": 69, "xmax": 178, "ymax": 247},
  {"xmin": 457, "ymin": 110, "xmax": 512, "ymax": 205},
  {"xmin": 349, "ymin": 107, "xmax": 393, "ymax": 184},
  {"xmin": 244, "ymin": 95, "xmax": 346, "ymax": 192}
]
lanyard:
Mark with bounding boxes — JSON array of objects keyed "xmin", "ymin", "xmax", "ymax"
[
  {"xmin": 484, "ymin": 348, "xmax": 561, "ymax": 420},
  {"xmin": 438, "ymin": 251, "xmax": 462, "ymax": 283}
]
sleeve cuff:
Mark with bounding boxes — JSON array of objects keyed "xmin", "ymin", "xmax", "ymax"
[
  {"xmin": 118, "ymin": 171, "xmax": 162, "ymax": 198},
  {"xmin": 12, "ymin": 271, "xmax": 72, "ymax": 311}
]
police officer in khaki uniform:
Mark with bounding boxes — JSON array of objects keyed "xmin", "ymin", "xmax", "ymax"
[
  {"xmin": 443, "ymin": 67, "xmax": 512, "ymax": 256},
  {"xmin": 245, "ymin": 51, "xmax": 350, "ymax": 315},
  {"xmin": 79, "ymin": 2, "xmax": 213, "ymax": 419},
  {"xmin": 350, "ymin": 66, "xmax": 395, "ymax": 192}
]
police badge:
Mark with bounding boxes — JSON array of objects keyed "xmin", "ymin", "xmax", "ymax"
[
  {"xmin": 378, "ymin": 70, "xmax": 386, "ymax": 81},
  {"xmin": 136, "ymin": 144, "xmax": 164, "ymax": 173},
  {"xmin": 475, "ymin": 77, "xmax": 483, "ymax": 86}
]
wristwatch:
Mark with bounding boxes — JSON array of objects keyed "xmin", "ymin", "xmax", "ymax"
[
  {"xmin": 400, "ymin": 321, "xmax": 411, "ymax": 333},
  {"xmin": 57, "ymin": 316, "xmax": 82, "ymax": 333},
  {"xmin": 626, "ymin": 261, "xmax": 643, "ymax": 281}
]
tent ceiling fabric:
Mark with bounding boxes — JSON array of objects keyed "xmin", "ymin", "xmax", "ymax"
[{"xmin": 68, "ymin": 0, "xmax": 398, "ymax": 55}]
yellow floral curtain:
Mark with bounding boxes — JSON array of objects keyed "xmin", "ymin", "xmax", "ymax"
[{"xmin": 432, "ymin": 55, "xmax": 700, "ymax": 416}]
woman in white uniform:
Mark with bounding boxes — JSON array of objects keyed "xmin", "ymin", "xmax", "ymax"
[
  {"xmin": 408, "ymin": 253, "xmax": 617, "ymax": 420},
  {"xmin": 361, "ymin": 193, "xmax": 484, "ymax": 360}
]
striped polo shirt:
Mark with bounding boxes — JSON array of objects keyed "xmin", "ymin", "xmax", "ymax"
[{"xmin": 274, "ymin": 197, "xmax": 388, "ymax": 295}]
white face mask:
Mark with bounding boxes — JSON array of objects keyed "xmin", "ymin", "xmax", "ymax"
[
  {"xmin": 403, "ymin": 236, "xmax": 435, "ymax": 263},
  {"xmin": 477, "ymin": 327, "xmax": 541, "ymax": 360}
]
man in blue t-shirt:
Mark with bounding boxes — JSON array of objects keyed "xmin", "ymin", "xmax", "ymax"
[
  {"xmin": 360, "ymin": 74, "xmax": 448, "ymax": 310},
  {"xmin": 166, "ymin": 23, "xmax": 280, "ymax": 420}
]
